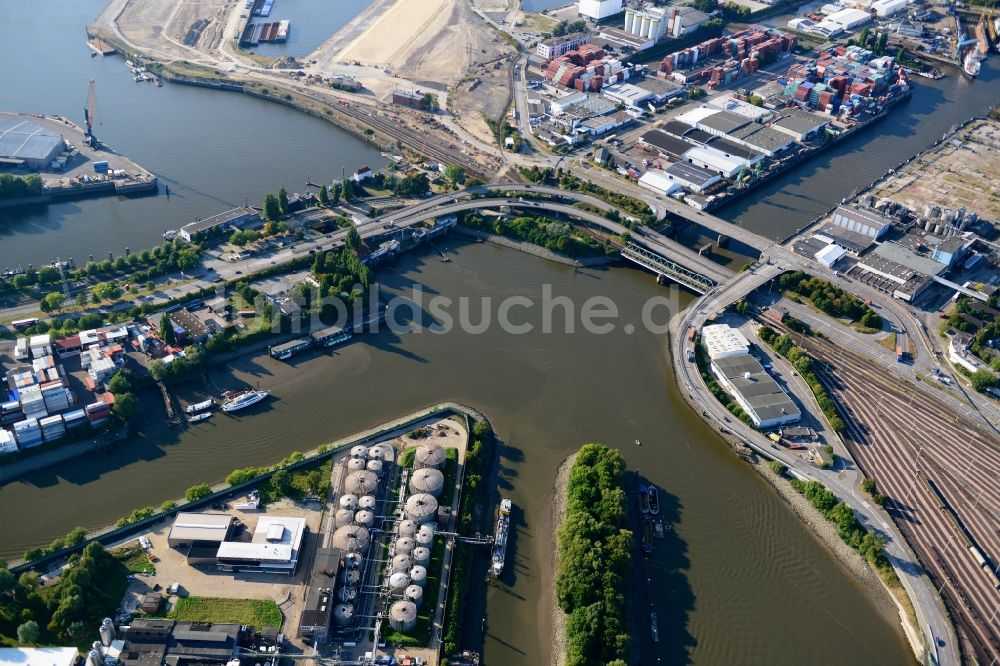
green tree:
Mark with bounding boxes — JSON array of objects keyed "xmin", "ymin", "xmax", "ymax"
[
  {"xmin": 65, "ymin": 527, "xmax": 87, "ymax": 546},
  {"xmin": 18, "ymin": 571, "xmax": 41, "ymax": 592},
  {"xmin": 185, "ymin": 483, "xmax": 213, "ymax": 502},
  {"xmin": 876, "ymin": 31, "xmax": 888, "ymax": 55},
  {"xmin": 552, "ymin": 20, "xmax": 567, "ymax": 36},
  {"xmin": 264, "ymin": 193, "xmax": 281, "ymax": 221},
  {"xmin": 331, "ymin": 182, "xmax": 341, "ymax": 204},
  {"xmin": 689, "ymin": 0, "xmax": 718, "ymax": 12},
  {"xmin": 895, "ymin": 46, "xmax": 905, "ymax": 63},
  {"xmin": 342, "ymin": 178, "xmax": 354, "ymax": 201},
  {"xmin": 860, "ymin": 478, "xmax": 878, "ymax": 495},
  {"xmin": 278, "ymin": 187, "xmax": 289, "ymax": 216},
  {"xmin": 38, "ymin": 266, "xmax": 60, "ymax": 285},
  {"xmin": 443, "ymin": 164, "xmax": 466, "ymax": 186},
  {"xmin": 17, "ymin": 620, "xmax": 40, "ymax": 644},
  {"xmin": 40, "ymin": 291, "xmax": 65, "ymax": 313},
  {"xmin": 860, "ymin": 310, "xmax": 881, "ymax": 329},
  {"xmin": 160, "ymin": 313, "xmax": 176, "ymax": 345},
  {"xmin": 92, "ymin": 282, "xmax": 121, "ymax": 302},
  {"xmin": 748, "ymin": 95, "xmax": 764, "ymax": 107},
  {"xmin": 420, "ymin": 92, "xmax": 438, "ymax": 112},
  {"xmin": 112, "ymin": 393, "xmax": 139, "ymax": 422},
  {"xmin": 971, "ymin": 369, "xmax": 996, "ymax": 393},
  {"xmin": 0, "ymin": 568, "xmax": 15, "ymax": 596},
  {"xmin": 319, "ymin": 185, "xmax": 329, "ymax": 206},
  {"xmin": 74, "ymin": 293, "xmax": 87, "ymax": 308},
  {"xmin": 107, "ymin": 371, "xmax": 132, "ymax": 395},
  {"xmin": 176, "ymin": 249, "xmax": 199, "ymax": 272},
  {"xmin": 345, "ymin": 226, "xmax": 362, "ymax": 251},
  {"xmin": 160, "ymin": 500, "xmax": 178, "ymax": 511}
]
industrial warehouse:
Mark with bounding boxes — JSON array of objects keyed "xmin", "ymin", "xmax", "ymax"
[
  {"xmin": 0, "ymin": 117, "xmax": 65, "ymax": 169},
  {"xmin": 167, "ymin": 512, "xmax": 307, "ymax": 574}
]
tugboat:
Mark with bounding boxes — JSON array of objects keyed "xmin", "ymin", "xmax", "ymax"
[
  {"xmin": 491, "ymin": 498, "xmax": 512, "ymax": 577},
  {"xmin": 222, "ymin": 388, "xmax": 269, "ymax": 413},
  {"xmin": 647, "ymin": 485, "xmax": 660, "ymax": 516}
]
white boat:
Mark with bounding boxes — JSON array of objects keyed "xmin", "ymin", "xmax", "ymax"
[
  {"xmin": 222, "ymin": 389, "xmax": 269, "ymax": 413},
  {"xmin": 187, "ymin": 412, "xmax": 211, "ymax": 423},
  {"xmin": 163, "ymin": 229, "xmax": 177, "ymax": 240},
  {"xmin": 184, "ymin": 399, "xmax": 213, "ymax": 414},
  {"xmin": 491, "ymin": 498, "xmax": 512, "ymax": 577},
  {"xmin": 963, "ymin": 48, "xmax": 983, "ymax": 78}
]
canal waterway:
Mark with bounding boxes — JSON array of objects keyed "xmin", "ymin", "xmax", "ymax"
[
  {"xmin": 0, "ymin": 242, "xmax": 914, "ymax": 665},
  {"xmin": 0, "ymin": 0, "xmax": 384, "ymax": 270}
]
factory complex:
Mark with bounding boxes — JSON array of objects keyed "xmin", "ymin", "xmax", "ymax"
[{"xmin": 0, "ymin": 117, "xmax": 67, "ymax": 170}]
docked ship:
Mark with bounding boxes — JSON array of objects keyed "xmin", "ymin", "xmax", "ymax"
[
  {"xmin": 961, "ymin": 16, "xmax": 990, "ymax": 78},
  {"xmin": 222, "ymin": 389, "xmax": 269, "ymax": 413},
  {"xmin": 650, "ymin": 611, "xmax": 659, "ymax": 643},
  {"xmin": 187, "ymin": 412, "xmax": 211, "ymax": 424},
  {"xmin": 491, "ymin": 498, "xmax": 512, "ymax": 577},
  {"xmin": 641, "ymin": 518, "xmax": 654, "ymax": 555},
  {"xmin": 647, "ymin": 485, "xmax": 660, "ymax": 516},
  {"xmin": 638, "ymin": 485, "xmax": 651, "ymax": 515},
  {"xmin": 184, "ymin": 399, "xmax": 213, "ymax": 414}
]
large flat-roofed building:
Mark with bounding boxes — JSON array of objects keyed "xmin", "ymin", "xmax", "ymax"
[
  {"xmin": 728, "ymin": 124, "xmax": 796, "ymax": 157},
  {"xmin": 711, "ymin": 355, "xmax": 801, "ymax": 428},
  {"xmin": 663, "ymin": 161, "xmax": 720, "ymax": 192},
  {"xmin": 118, "ymin": 619, "xmax": 250, "ymax": 666},
  {"xmin": 178, "ymin": 206, "xmax": 261, "ymax": 242},
  {"xmin": 771, "ymin": 109, "xmax": 830, "ymax": 141},
  {"xmin": 0, "ymin": 118, "xmax": 65, "ymax": 169},
  {"xmin": 0, "ymin": 648, "xmax": 79, "ymax": 666},
  {"xmin": 830, "ymin": 205, "xmax": 892, "ymax": 240},
  {"xmin": 298, "ymin": 547, "xmax": 342, "ymax": 641},
  {"xmin": 168, "ymin": 512, "xmax": 234, "ymax": 550},
  {"xmin": 216, "ymin": 515, "xmax": 307, "ymax": 574},
  {"xmin": 701, "ymin": 323, "xmax": 750, "ymax": 359},
  {"xmin": 579, "ymin": 0, "xmax": 623, "ymax": 20},
  {"xmin": 639, "ymin": 129, "xmax": 694, "ymax": 159},
  {"xmin": 537, "ymin": 32, "xmax": 588, "ymax": 59}
]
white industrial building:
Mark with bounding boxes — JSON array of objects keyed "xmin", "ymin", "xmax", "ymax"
[
  {"xmin": 771, "ymin": 109, "xmax": 830, "ymax": 141},
  {"xmin": 663, "ymin": 161, "xmax": 720, "ymax": 192},
  {"xmin": 537, "ymin": 32, "xmax": 589, "ymax": 59},
  {"xmin": 638, "ymin": 170, "xmax": 682, "ymax": 196},
  {"xmin": 701, "ymin": 324, "xmax": 751, "ymax": 359},
  {"xmin": 872, "ymin": 0, "xmax": 909, "ymax": 17},
  {"xmin": 683, "ymin": 145, "xmax": 747, "ymax": 179},
  {"xmin": 824, "ymin": 7, "xmax": 872, "ymax": 31},
  {"xmin": 579, "ymin": 0, "xmax": 623, "ymax": 20},
  {"xmin": 0, "ymin": 648, "xmax": 80, "ymax": 666},
  {"xmin": 624, "ymin": 4, "xmax": 669, "ymax": 41},
  {"xmin": 712, "ymin": 355, "xmax": 802, "ymax": 428},
  {"xmin": 601, "ymin": 82, "xmax": 654, "ymax": 108},
  {"xmin": 216, "ymin": 516, "xmax": 307, "ymax": 574},
  {"xmin": 814, "ymin": 243, "xmax": 847, "ymax": 268},
  {"xmin": 830, "ymin": 205, "xmax": 892, "ymax": 239},
  {"xmin": 0, "ymin": 118, "xmax": 65, "ymax": 170}
]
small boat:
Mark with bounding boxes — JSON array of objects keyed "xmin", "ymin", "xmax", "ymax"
[
  {"xmin": 126, "ymin": 59, "xmax": 135, "ymax": 68},
  {"xmin": 221, "ymin": 388, "xmax": 251, "ymax": 401},
  {"xmin": 491, "ymin": 498, "xmax": 512, "ymax": 577},
  {"xmin": 163, "ymin": 229, "xmax": 177, "ymax": 240},
  {"xmin": 654, "ymin": 521, "xmax": 665, "ymax": 539},
  {"xmin": 187, "ymin": 412, "xmax": 211, "ymax": 423},
  {"xmin": 638, "ymin": 485, "xmax": 650, "ymax": 515},
  {"xmin": 635, "ymin": 439, "xmax": 641, "ymax": 446},
  {"xmin": 647, "ymin": 486, "xmax": 659, "ymax": 516},
  {"xmin": 650, "ymin": 611, "xmax": 659, "ymax": 643},
  {"xmin": 184, "ymin": 399, "xmax": 213, "ymax": 414},
  {"xmin": 222, "ymin": 389, "xmax": 269, "ymax": 413},
  {"xmin": 641, "ymin": 518, "xmax": 654, "ymax": 555}
]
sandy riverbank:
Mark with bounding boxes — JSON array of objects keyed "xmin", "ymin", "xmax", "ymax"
[{"xmin": 547, "ymin": 452, "xmax": 576, "ymax": 666}]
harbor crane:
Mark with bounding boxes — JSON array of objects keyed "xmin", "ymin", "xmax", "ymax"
[{"xmin": 83, "ymin": 79, "xmax": 98, "ymax": 147}]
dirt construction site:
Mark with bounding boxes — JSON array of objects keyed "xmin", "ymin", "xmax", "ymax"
[
  {"xmin": 872, "ymin": 118, "xmax": 1000, "ymax": 223},
  {"xmin": 93, "ymin": 0, "xmax": 235, "ymax": 62}
]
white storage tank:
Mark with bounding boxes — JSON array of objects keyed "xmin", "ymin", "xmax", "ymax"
[
  {"xmin": 333, "ymin": 603, "xmax": 354, "ymax": 626},
  {"xmin": 405, "ymin": 493, "xmax": 439, "ymax": 524},
  {"xmin": 332, "ymin": 525, "xmax": 370, "ymax": 551},
  {"xmin": 347, "ymin": 457, "xmax": 367, "ymax": 472},
  {"xmin": 412, "ymin": 546, "xmax": 431, "ymax": 567},
  {"xmin": 416, "ymin": 524, "xmax": 435, "ymax": 545},
  {"xmin": 408, "ymin": 565, "xmax": 428, "ymax": 588},
  {"xmin": 344, "ymin": 470, "xmax": 379, "ymax": 495},
  {"xmin": 100, "ymin": 618, "xmax": 116, "ymax": 647},
  {"xmin": 339, "ymin": 494, "xmax": 359, "ymax": 511},
  {"xmin": 335, "ymin": 508, "xmax": 355, "ymax": 527},
  {"xmin": 388, "ymin": 571, "xmax": 410, "ymax": 592},
  {"xmin": 389, "ymin": 600, "xmax": 418, "ymax": 633},
  {"xmin": 350, "ymin": 445, "xmax": 368, "ymax": 458},
  {"xmin": 366, "ymin": 459, "xmax": 384, "ymax": 477},
  {"xmin": 394, "ymin": 536, "xmax": 415, "ymax": 555},
  {"xmin": 391, "ymin": 553, "xmax": 414, "ymax": 574},
  {"xmin": 409, "ymin": 468, "xmax": 445, "ymax": 497},
  {"xmin": 414, "ymin": 443, "xmax": 446, "ymax": 469},
  {"xmin": 367, "ymin": 444, "xmax": 387, "ymax": 461},
  {"xmin": 354, "ymin": 509, "xmax": 374, "ymax": 528},
  {"xmin": 358, "ymin": 495, "xmax": 376, "ymax": 511},
  {"xmin": 396, "ymin": 519, "xmax": 417, "ymax": 537},
  {"xmin": 404, "ymin": 584, "xmax": 424, "ymax": 608}
]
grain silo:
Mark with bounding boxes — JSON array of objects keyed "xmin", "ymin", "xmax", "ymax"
[
  {"xmin": 332, "ymin": 525, "xmax": 370, "ymax": 551},
  {"xmin": 344, "ymin": 470, "xmax": 379, "ymax": 495},
  {"xmin": 391, "ymin": 553, "xmax": 414, "ymax": 574},
  {"xmin": 333, "ymin": 603, "xmax": 354, "ymax": 627},
  {"xmin": 414, "ymin": 443, "xmax": 446, "ymax": 469},
  {"xmin": 405, "ymin": 493, "xmax": 439, "ymax": 524},
  {"xmin": 358, "ymin": 495, "xmax": 376, "ymax": 511},
  {"xmin": 404, "ymin": 584, "xmax": 424, "ymax": 608},
  {"xmin": 396, "ymin": 519, "xmax": 417, "ymax": 537},
  {"xmin": 408, "ymin": 565, "xmax": 428, "ymax": 588},
  {"xmin": 394, "ymin": 536, "xmax": 415, "ymax": 555},
  {"xmin": 354, "ymin": 509, "xmax": 374, "ymax": 528},
  {"xmin": 366, "ymin": 459, "xmax": 384, "ymax": 477},
  {"xmin": 389, "ymin": 600, "xmax": 417, "ymax": 633},
  {"xmin": 412, "ymin": 546, "xmax": 431, "ymax": 567},
  {"xmin": 415, "ymin": 524, "xmax": 435, "ymax": 546},
  {"xmin": 335, "ymin": 508, "xmax": 355, "ymax": 528},
  {"xmin": 347, "ymin": 457, "xmax": 367, "ymax": 472},
  {"xmin": 339, "ymin": 494, "xmax": 359, "ymax": 511},
  {"xmin": 350, "ymin": 445, "xmax": 368, "ymax": 458},
  {"xmin": 388, "ymin": 571, "xmax": 410, "ymax": 592},
  {"xmin": 409, "ymin": 468, "xmax": 444, "ymax": 497}
]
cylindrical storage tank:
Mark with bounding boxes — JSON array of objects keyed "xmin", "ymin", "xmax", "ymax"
[
  {"xmin": 409, "ymin": 468, "xmax": 444, "ymax": 497},
  {"xmin": 335, "ymin": 508, "xmax": 355, "ymax": 527},
  {"xmin": 389, "ymin": 600, "xmax": 418, "ymax": 634},
  {"xmin": 412, "ymin": 546, "xmax": 431, "ymax": 567},
  {"xmin": 379, "ymin": 442, "xmax": 395, "ymax": 461},
  {"xmin": 367, "ymin": 445, "xmax": 386, "ymax": 461},
  {"xmin": 344, "ymin": 552, "xmax": 363, "ymax": 569},
  {"xmin": 344, "ymin": 568, "xmax": 361, "ymax": 586},
  {"xmin": 391, "ymin": 553, "xmax": 414, "ymax": 574},
  {"xmin": 415, "ymin": 526, "xmax": 434, "ymax": 546},
  {"xmin": 337, "ymin": 586, "xmax": 358, "ymax": 603},
  {"xmin": 366, "ymin": 459, "xmax": 384, "ymax": 477},
  {"xmin": 388, "ymin": 571, "xmax": 410, "ymax": 592},
  {"xmin": 395, "ymin": 536, "xmax": 415, "ymax": 555},
  {"xmin": 332, "ymin": 525, "xmax": 370, "ymax": 551},
  {"xmin": 92, "ymin": 642, "xmax": 101, "ymax": 653},
  {"xmin": 100, "ymin": 618, "xmax": 115, "ymax": 646},
  {"xmin": 347, "ymin": 457, "xmax": 367, "ymax": 472},
  {"xmin": 88, "ymin": 651, "xmax": 101, "ymax": 666},
  {"xmin": 354, "ymin": 509, "xmax": 374, "ymax": 528},
  {"xmin": 339, "ymin": 494, "xmax": 359, "ymax": 511},
  {"xmin": 350, "ymin": 445, "xmax": 368, "ymax": 458},
  {"xmin": 358, "ymin": 495, "xmax": 376, "ymax": 511},
  {"xmin": 333, "ymin": 603, "xmax": 354, "ymax": 626},
  {"xmin": 345, "ymin": 470, "xmax": 379, "ymax": 495},
  {"xmin": 405, "ymin": 493, "xmax": 439, "ymax": 524},
  {"xmin": 408, "ymin": 565, "xmax": 428, "ymax": 588},
  {"xmin": 404, "ymin": 584, "xmax": 424, "ymax": 608},
  {"xmin": 396, "ymin": 519, "xmax": 417, "ymax": 537},
  {"xmin": 414, "ymin": 443, "xmax": 446, "ymax": 469}
]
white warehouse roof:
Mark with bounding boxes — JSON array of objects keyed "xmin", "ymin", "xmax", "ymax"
[
  {"xmin": 815, "ymin": 243, "xmax": 847, "ymax": 267},
  {"xmin": 676, "ymin": 106, "xmax": 720, "ymax": 126},
  {"xmin": 638, "ymin": 169, "xmax": 682, "ymax": 195},
  {"xmin": 701, "ymin": 323, "xmax": 751, "ymax": 359}
]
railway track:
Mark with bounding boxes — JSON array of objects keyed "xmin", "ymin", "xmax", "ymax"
[{"xmin": 768, "ymin": 323, "xmax": 1000, "ymax": 662}]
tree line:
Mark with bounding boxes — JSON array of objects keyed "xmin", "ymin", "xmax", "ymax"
[
  {"xmin": 0, "ymin": 174, "xmax": 43, "ymax": 200},
  {"xmin": 556, "ymin": 444, "xmax": 632, "ymax": 666},
  {"xmin": 777, "ymin": 271, "xmax": 882, "ymax": 330}
]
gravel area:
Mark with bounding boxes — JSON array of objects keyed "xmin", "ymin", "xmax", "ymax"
[{"xmin": 548, "ymin": 452, "xmax": 576, "ymax": 666}]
